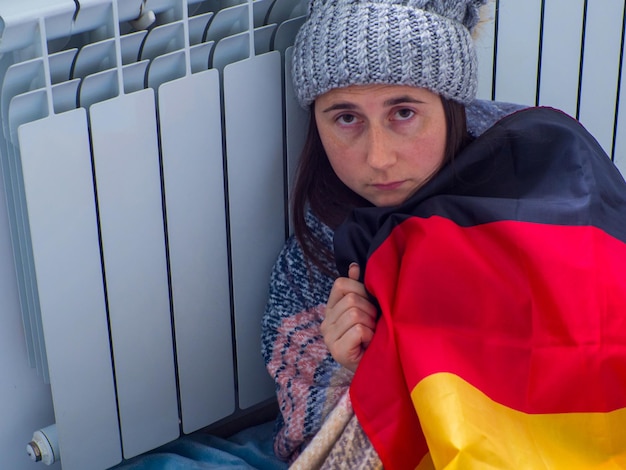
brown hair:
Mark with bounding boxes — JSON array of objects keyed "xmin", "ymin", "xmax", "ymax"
[{"xmin": 291, "ymin": 95, "xmax": 472, "ymax": 273}]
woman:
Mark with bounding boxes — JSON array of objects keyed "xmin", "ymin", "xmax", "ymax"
[
  {"xmin": 262, "ymin": 0, "xmax": 495, "ymax": 461},
  {"xmin": 263, "ymin": 0, "xmax": 626, "ymax": 468}
]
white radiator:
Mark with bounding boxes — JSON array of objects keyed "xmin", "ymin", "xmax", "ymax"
[
  {"xmin": 474, "ymin": 0, "xmax": 626, "ymax": 172},
  {"xmin": 0, "ymin": 0, "xmax": 307, "ymax": 469},
  {"xmin": 1, "ymin": 1, "xmax": 624, "ymax": 469}
]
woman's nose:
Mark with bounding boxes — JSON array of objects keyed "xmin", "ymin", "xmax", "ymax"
[{"xmin": 366, "ymin": 126, "xmax": 396, "ymax": 169}]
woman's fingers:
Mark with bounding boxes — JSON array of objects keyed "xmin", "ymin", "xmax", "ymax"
[
  {"xmin": 322, "ymin": 264, "xmax": 378, "ymax": 371},
  {"xmin": 347, "ymin": 262, "xmax": 360, "ymax": 281},
  {"xmin": 326, "ymin": 276, "xmax": 369, "ymax": 311},
  {"xmin": 322, "ymin": 292, "xmax": 377, "ymax": 334},
  {"xmin": 331, "ymin": 322, "xmax": 375, "ymax": 371}
]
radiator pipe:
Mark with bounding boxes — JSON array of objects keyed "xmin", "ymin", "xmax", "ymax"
[
  {"xmin": 26, "ymin": 424, "xmax": 59, "ymax": 465},
  {"xmin": 130, "ymin": 3, "xmax": 156, "ymax": 30}
]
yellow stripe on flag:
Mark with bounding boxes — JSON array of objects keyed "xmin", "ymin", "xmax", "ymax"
[{"xmin": 411, "ymin": 373, "xmax": 626, "ymax": 469}]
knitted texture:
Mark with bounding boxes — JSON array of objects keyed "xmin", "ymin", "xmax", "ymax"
[
  {"xmin": 290, "ymin": 391, "xmax": 383, "ymax": 469},
  {"xmin": 320, "ymin": 413, "xmax": 382, "ymax": 469},
  {"xmin": 261, "ymin": 211, "xmax": 353, "ymax": 462},
  {"xmin": 289, "ymin": 390, "xmax": 354, "ymax": 469},
  {"xmin": 292, "ymin": 0, "xmax": 488, "ymax": 107},
  {"xmin": 261, "ymin": 100, "xmax": 528, "ymax": 463},
  {"xmin": 466, "ymin": 99, "xmax": 526, "ymax": 136}
]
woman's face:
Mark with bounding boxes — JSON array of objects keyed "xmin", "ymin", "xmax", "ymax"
[{"xmin": 314, "ymin": 84, "xmax": 447, "ymax": 207}]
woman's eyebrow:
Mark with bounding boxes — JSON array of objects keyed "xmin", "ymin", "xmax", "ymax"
[
  {"xmin": 383, "ymin": 96, "xmax": 424, "ymax": 106},
  {"xmin": 321, "ymin": 102, "xmax": 358, "ymax": 113},
  {"xmin": 321, "ymin": 95, "xmax": 425, "ymax": 113}
]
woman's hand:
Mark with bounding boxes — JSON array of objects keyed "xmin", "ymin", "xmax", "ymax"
[{"xmin": 321, "ymin": 263, "xmax": 378, "ymax": 372}]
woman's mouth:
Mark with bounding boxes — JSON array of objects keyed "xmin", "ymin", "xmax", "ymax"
[{"xmin": 372, "ymin": 181, "xmax": 405, "ymax": 191}]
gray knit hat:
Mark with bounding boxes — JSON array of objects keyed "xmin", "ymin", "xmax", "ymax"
[{"xmin": 292, "ymin": 0, "xmax": 487, "ymax": 107}]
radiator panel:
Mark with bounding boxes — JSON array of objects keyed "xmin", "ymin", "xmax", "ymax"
[
  {"xmin": 159, "ymin": 70, "xmax": 236, "ymax": 434},
  {"xmin": 1, "ymin": 59, "xmax": 45, "ymax": 372},
  {"xmin": 577, "ymin": 0, "xmax": 624, "ymax": 157},
  {"xmin": 204, "ymin": 3, "xmax": 249, "ymax": 44},
  {"xmin": 18, "ymin": 108, "xmax": 122, "ymax": 470},
  {"xmin": 493, "ymin": 0, "xmax": 543, "ymax": 106},
  {"xmin": 273, "ymin": 16, "xmax": 305, "ymax": 53},
  {"xmin": 474, "ymin": 0, "xmax": 495, "ymax": 101},
  {"xmin": 538, "ymin": 0, "xmax": 584, "ymax": 118},
  {"xmin": 89, "ymin": 90, "xmax": 180, "ymax": 459},
  {"xmin": 7, "ymin": 88, "xmax": 50, "ymax": 383},
  {"xmin": 615, "ymin": 40, "xmax": 626, "ymax": 176},
  {"xmin": 223, "ymin": 52, "xmax": 283, "ymax": 409}
]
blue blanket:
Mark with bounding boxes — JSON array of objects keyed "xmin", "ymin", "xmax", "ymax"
[{"xmin": 113, "ymin": 421, "xmax": 287, "ymax": 470}]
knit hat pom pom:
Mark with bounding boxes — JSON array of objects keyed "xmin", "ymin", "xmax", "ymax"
[{"xmin": 388, "ymin": 0, "xmax": 488, "ymax": 31}]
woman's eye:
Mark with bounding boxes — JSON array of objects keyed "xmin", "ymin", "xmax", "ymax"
[
  {"xmin": 394, "ymin": 108, "xmax": 415, "ymax": 120},
  {"xmin": 337, "ymin": 114, "xmax": 357, "ymax": 125}
]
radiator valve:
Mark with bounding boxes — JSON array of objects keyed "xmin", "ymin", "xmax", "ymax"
[{"xmin": 26, "ymin": 424, "xmax": 59, "ymax": 465}]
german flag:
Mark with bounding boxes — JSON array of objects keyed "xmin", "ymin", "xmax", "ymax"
[{"xmin": 334, "ymin": 107, "xmax": 626, "ymax": 469}]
